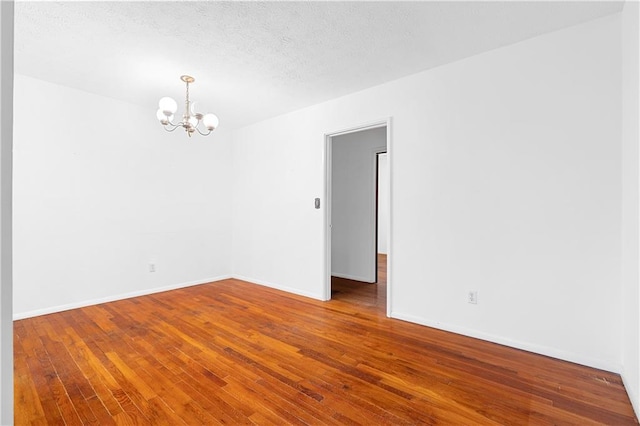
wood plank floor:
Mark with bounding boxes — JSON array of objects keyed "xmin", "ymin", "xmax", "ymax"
[{"xmin": 15, "ymin": 256, "xmax": 637, "ymax": 424}]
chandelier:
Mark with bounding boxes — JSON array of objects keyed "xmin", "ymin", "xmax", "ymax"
[{"xmin": 156, "ymin": 75, "xmax": 219, "ymax": 137}]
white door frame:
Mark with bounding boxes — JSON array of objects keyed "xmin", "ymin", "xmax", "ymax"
[{"xmin": 323, "ymin": 118, "xmax": 392, "ymax": 316}]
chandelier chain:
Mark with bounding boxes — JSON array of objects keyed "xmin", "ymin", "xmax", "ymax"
[{"xmin": 184, "ymin": 80, "xmax": 190, "ymax": 120}]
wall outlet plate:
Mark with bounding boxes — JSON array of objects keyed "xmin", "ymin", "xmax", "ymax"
[{"xmin": 468, "ymin": 291, "xmax": 478, "ymax": 304}]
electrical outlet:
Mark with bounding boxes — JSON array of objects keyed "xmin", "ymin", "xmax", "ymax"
[
  {"xmin": 149, "ymin": 262, "xmax": 156, "ymax": 273},
  {"xmin": 468, "ymin": 291, "xmax": 478, "ymax": 304}
]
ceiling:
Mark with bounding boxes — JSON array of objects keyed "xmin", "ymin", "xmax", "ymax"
[{"xmin": 15, "ymin": 1, "xmax": 624, "ymax": 130}]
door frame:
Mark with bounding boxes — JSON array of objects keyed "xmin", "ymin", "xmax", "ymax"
[
  {"xmin": 373, "ymin": 150, "xmax": 388, "ymax": 284},
  {"xmin": 323, "ymin": 118, "xmax": 392, "ymax": 316}
]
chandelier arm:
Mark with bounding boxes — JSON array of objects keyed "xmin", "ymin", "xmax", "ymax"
[
  {"xmin": 163, "ymin": 125, "xmax": 181, "ymax": 133},
  {"xmin": 195, "ymin": 127, "xmax": 212, "ymax": 136}
]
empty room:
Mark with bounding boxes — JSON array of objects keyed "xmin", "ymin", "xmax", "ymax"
[{"xmin": 2, "ymin": 0, "xmax": 640, "ymax": 424}]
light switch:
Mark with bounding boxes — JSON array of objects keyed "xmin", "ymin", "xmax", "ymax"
[{"xmin": 314, "ymin": 198, "xmax": 320, "ymax": 209}]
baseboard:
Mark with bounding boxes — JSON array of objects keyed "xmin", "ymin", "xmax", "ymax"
[
  {"xmin": 13, "ymin": 275, "xmax": 233, "ymax": 320},
  {"xmin": 331, "ymin": 272, "xmax": 375, "ymax": 283},
  {"xmin": 390, "ymin": 311, "xmax": 622, "ymax": 374},
  {"xmin": 232, "ymin": 274, "xmax": 324, "ymax": 300},
  {"xmin": 14, "ymin": 275, "xmax": 623, "ymax": 377},
  {"xmin": 622, "ymin": 369, "xmax": 640, "ymax": 420}
]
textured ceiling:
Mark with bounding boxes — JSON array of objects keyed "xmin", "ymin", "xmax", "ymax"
[{"xmin": 15, "ymin": 1, "xmax": 623, "ymax": 130}]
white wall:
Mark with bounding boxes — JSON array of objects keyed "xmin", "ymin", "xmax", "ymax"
[
  {"xmin": 377, "ymin": 153, "xmax": 388, "ymax": 254},
  {"xmin": 622, "ymin": 0, "xmax": 640, "ymax": 417},
  {"xmin": 232, "ymin": 14, "xmax": 623, "ymax": 371},
  {"xmin": 331, "ymin": 127, "xmax": 386, "ymax": 282},
  {"xmin": 13, "ymin": 75, "xmax": 233, "ymax": 318},
  {"xmin": 0, "ymin": 1, "xmax": 13, "ymax": 422},
  {"xmin": 230, "ymin": 115, "xmax": 326, "ymax": 298}
]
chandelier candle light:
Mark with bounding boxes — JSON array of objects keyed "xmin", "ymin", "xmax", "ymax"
[{"xmin": 156, "ymin": 75, "xmax": 219, "ymax": 137}]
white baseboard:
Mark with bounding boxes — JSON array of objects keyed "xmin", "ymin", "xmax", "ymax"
[
  {"xmin": 232, "ymin": 274, "xmax": 324, "ymax": 300},
  {"xmin": 331, "ymin": 272, "xmax": 375, "ymax": 283},
  {"xmin": 622, "ymin": 369, "xmax": 640, "ymax": 421},
  {"xmin": 13, "ymin": 275, "xmax": 232, "ymax": 320},
  {"xmin": 14, "ymin": 275, "xmax": 625, "ymax": 381},
  {"xmin": 390, "ymin": 311, "xmax": 622, "ymax": 374}
]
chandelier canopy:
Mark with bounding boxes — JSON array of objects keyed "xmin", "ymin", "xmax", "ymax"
[{"xmin": 156, "ymin": 75, "xmax": 219, "ymax": 137}]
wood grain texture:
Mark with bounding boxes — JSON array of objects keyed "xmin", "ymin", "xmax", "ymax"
[{"xmin": 14, "ymin": 255, "xmax": 637, "ymax": 424}]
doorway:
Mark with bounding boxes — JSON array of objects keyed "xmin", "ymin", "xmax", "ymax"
[{"xmin": 324, "ymin": 120, "xmax": 391, "ymax": 316}]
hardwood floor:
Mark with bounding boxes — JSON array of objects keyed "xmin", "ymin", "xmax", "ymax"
[{"xmin": 15, "ymin": 258, "xmax": 637, "ymax": 424}]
